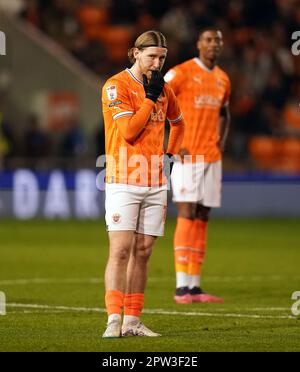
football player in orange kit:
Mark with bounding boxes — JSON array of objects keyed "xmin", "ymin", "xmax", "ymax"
[
  {"xmin": 165, "ymin": 28, "xmax": 231, "ymax": 304},
  {"xmin": 101, "ymin": 30, "xmax": 184, "ymax": 337}
]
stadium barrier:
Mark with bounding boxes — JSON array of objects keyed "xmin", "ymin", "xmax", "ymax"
[{"xmin": 0, "ymin": 169, "xmax": 300, "ymax": 219}]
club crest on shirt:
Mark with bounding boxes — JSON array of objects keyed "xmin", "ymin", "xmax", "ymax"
[{"xmin": 106, "ymin": 85, "xmax": 117, "ymax": 101}]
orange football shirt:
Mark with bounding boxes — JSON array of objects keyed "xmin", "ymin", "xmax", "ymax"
[
  {"xmin": 165, "ymin": 58, "xmax": 231, "ymax": 163},
  {"xmin": 102, "ymin": 68, "xmax": 183, "ymax": 186}
]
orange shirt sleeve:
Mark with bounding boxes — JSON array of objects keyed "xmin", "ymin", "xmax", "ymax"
[
  {"xmin": 102, "ymin": 78, "xmax": 134, "ymax": 118},
  {"xmin": 166, "ymin": 86, "xmax": 185, "ymax": 154},
  {"xmin": 164, "ymin": 66, "xmax": 185, "ymax": 95},
  {"xmin": 102, "ymin": 78, "xmax": 155, "ymax": 144},
  {"xmin": 116, "ymin": 99, "xmax": 155, "ymax": 143}
]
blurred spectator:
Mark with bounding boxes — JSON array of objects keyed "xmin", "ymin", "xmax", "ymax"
[
  {"xmin": 24, "ymin": 114, "xmax": 50, "ymax": 159},
  {"xmin": 0, "ymin": 113, "xmax": 16, "ymax": 168},
  {"xmin": 282, "ymin": 80, "xmax": 300, "ymax": 136},
  {"xmin": 19, "ymin": 0, "xmax": 40, "ymax": 27},
  {"xmin": 70, "ymin": 34, "xmax": 108, "ymax": 74},
  {"xmin": 60, "ymin": 116, "xmax": 85, "ymax": 158},
  {"xmin": 95, "ymin": 124, "xmax": 105, "ymax": 158},
  {"xmin": 109, "ymin": 0, "xmax": 137, "ymax": 25},
  {"xmin": 261, "ymin": 69, "xmax": 288, "ymax": 109},
  {"xmin": 37, "ymin": 0, "xmax": 80, "ymax": 49}
]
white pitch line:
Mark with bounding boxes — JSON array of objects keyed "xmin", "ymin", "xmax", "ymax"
[
  {"xmin": 0, "ymin": 278, "xmax": 104, "ymax": 285},
  {"xmin": 1, "ymin": 275, "xmax": 299, "ymax": 286},
  {"xmin": 9, "ymin": 310, "xmax": 73, "ymax": 314},
  {"xmin": 6, "ymin": 303, "xmax": 297, "ymax": 320},
  {"xmin": 250, "ymin": 307, "xmax": 290, "ymax": 311},
  {"xmin": 7, "ymin": 303, "xmax": 105, "ymax": 313},
  {"xmin": 0, "ymin": 277, "xmax": 172, "ymax": 285}
]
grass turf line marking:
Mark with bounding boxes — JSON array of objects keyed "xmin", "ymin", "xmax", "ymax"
[
  {"xmin": 1, "ymin": 275, "xmax": 299, "ymax": 286},
  {"xmin": 6, "ymin": 303, "xmax": 297, "ymax": 320},
  {"xmin": 0, "ymin": 278, "xmax": 104, "ymax": 285}
]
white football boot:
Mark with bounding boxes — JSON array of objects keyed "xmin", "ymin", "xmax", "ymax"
[
  {"xmin": 122, "ymin": 321, "xmax": 161, "ymax": 337},
  {"xmin": 102, "ymin": 320, "xmax": 122, "ymax": 338}
]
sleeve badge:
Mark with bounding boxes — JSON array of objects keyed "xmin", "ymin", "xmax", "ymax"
[{"xmin": 106, "ymin": 85, "xmax": 117, "ymax": 101}]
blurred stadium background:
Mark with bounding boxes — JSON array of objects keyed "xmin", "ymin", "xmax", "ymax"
[
  {"xmin": 0, "ymin": 0, "xmax": 300, "ymax": 219},
  {"xmin": 1, "ymin": 0, "xmax": 300, "ymax": 352}
]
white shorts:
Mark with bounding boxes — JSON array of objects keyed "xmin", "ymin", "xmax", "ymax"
[
  {"xmin": 105, "ymin": 183, "xmax": 167, "ymax": 236},
  {"xmin": 171, "ymin": 160, "xmax": 222, "ymax": 207}
]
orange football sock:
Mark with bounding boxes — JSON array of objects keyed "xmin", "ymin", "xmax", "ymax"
[
  {"xmin": 174, "ymin": 217, "xmax": 194, "ymax": 287},
  {"xmin": 124, "ymin": 293, "xmax": 144, "ymax": 317},
  {"xmin": 188, "ymin": 220, "xmax": 208, "ymax": 278},
  {"xmin": 105, "ymin": 289, "xmax": 124, "ymax": 315}
]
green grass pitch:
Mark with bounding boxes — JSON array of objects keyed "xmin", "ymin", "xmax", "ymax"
[{"xmin": 0, "ymin": 218, "xmax": 300, "ymax": 352}]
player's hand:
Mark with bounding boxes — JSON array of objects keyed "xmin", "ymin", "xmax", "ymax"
[
  {"xmin": 163, "ymin": 152, "xmax": 175, "ymax": 178},
  {"xmin": 142, "ymin": 70, "xmax": 165, "ymax": 103}
]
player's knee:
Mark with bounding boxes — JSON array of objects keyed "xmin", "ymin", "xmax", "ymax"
[
  {"xmin": 135, "ymin": 242, "xmax": 153, "ymax": 261},
  {"xmin": 111, "ymin": 246, "xmax": 130, "ymax": 263}
]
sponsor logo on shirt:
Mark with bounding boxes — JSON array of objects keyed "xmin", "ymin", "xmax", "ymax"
[
  {"xmin": 109, "ymin": 100, "xmax": 123, "ymax": 107},
  {"xmin": 150, "ymin": 109, "xmax": 166, "ymax": 123},
  {"xmin": 193, "ymin": 76, "xmax": 203, "ymax": 84},
  {"xmin": 194, "ymin": 95, "xmax": 222, "ymax": 108}
]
